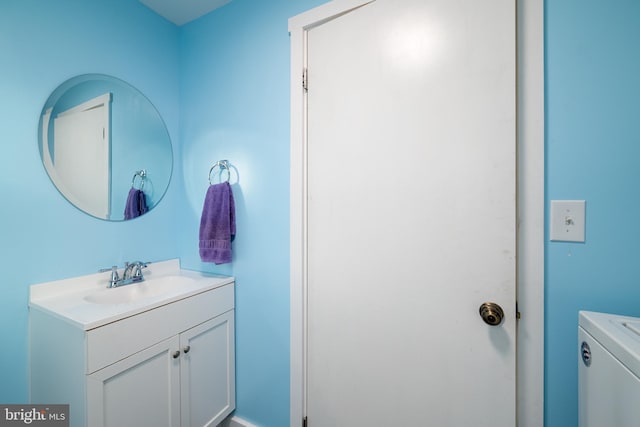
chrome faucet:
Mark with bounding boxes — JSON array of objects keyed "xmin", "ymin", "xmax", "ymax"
[
  {"xmin": 123, "ymin": 261, "xmax": 148, "ymax": 281},
  {"xmin": 99, "ymin": 261, "xmax": 149, "ymax": 288}
]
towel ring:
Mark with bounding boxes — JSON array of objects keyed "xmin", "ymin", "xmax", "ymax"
[
  {"xmin": 131, "ymin": 170, "xmax": 146, "ymax": 190},
  {"xmin": 208, "ymin": 160, "xmax": 231, "ymax": 185}
]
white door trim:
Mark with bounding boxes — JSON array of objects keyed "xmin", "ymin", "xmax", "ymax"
[
  {"xmin": 288, "ymin": 1, "xmax": 544, "ymax": 425},
  {"xmin": 288, "ymin": 3, "xmax": 377, "ymax": 425},
  {"xmin": 514, "ymin": 0, "xmax": 545, "ymax": 424}
]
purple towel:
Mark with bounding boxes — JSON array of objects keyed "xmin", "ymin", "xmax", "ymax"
[
  {"xmin": 124, "ymin": 188, "xmax": 148, "ymax": 220},
  {"xmin": 199, "ymin": 182, "xmax": 236, "ymax": 264}
]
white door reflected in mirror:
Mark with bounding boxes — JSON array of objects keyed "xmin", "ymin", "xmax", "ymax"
[{"xmin": 44, "ymin": 93, "xmax": 111, "ymax": 219}]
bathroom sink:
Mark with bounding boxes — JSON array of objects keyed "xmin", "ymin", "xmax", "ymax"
[
  {"xmin": 29, "ymin": 259, "xmax": 234, "ymax": 330},
  {"xmin": 84, "ymin": 275, "xmax": 194, "ymax": 305}
]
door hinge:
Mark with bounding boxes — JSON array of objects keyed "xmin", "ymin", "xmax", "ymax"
[
  {"xmin": 516, "ymin": 301, "xmax": 521, "ymax": 320},
  {"xmin": 302, "ymin": 68, "xmax": 308, "ymax": 92},
  {"xmin": 303, "ymin": 416, "xmax": 308, "ymax": 427}
]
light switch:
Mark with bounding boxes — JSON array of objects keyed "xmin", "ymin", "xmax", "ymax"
[{"xmin": 550, "ymin": 200, "xmax": 586, "ymax": 242}]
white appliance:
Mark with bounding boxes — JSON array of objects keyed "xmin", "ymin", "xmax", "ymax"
[{"xmin": 579, "ymin": 311, "xmax": 640, "ymax": 426}]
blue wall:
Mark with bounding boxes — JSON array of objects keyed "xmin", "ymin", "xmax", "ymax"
[
  {"xmin": 0, "ymin": 0, "xmax": 180, "ymax": 403},
  {"xmin": 1, "ymin": 0, "xmax": 329, "ymax": 425},
  {"xmin": 177, "ymin": 1, "xmax": 325, "ymax": 424},
  {"xmin": 545, "ymin": 0, "xmax": 640, "ymax": 425}
]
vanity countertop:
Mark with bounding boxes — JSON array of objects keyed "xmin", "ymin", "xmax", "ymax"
[{"xmin": 29, "ymin": 259, "xmax": 234, "ymax": 330}]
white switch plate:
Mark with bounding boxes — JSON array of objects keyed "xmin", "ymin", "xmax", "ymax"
[{"xmin": 550, "ymin": 200, "xmax": 586, "ymax": 242}]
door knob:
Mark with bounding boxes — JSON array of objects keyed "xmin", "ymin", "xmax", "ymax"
[{"xmin": 479, "ymin": 302, "xmax": 504, "ymax": 326}]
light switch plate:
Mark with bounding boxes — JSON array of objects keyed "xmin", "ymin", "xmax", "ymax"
[{"xmin": 550, "ymin": 200, "xmax": 586, "ymax": 242}]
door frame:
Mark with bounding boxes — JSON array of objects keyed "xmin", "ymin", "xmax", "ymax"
[{"xmin": 288, "ymin": 0, "xmax": 544, "ymax": 425}]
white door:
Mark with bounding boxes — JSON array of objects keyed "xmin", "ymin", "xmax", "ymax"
[
  {"xmin": 303, "ymin": 0, "xmax": 516, "ymax": 425},
  {"xmin": 53, "ymin": 94, "xmax": 111, "ymax": 218}
]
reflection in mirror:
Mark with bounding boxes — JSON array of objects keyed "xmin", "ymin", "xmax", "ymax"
[{"xmin": 38, "ymin": 74, "xmax": 172, "ymax": 221}]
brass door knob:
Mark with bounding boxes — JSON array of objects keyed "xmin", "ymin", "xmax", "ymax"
[{"xmin": 479, "ymin": 302, "xmax": 504, "ymax": 326}]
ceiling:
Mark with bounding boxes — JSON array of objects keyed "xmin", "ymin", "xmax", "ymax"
[{"xmin": 138, "ymin": 0, "xmax": 232, "ymax": 26}]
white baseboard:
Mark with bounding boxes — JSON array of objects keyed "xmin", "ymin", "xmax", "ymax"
[{"xmin": 219, "ymin": 415, "xmax": 258, "ymax": 427}]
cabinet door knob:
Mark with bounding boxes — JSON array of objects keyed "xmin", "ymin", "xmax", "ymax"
[
  {"xmin": 172, "ymin": 351, "xmax": 180, "ymax": 359},
  {"xmin": 183, "ymin": 345, "xmax": 191, "ymax": 354}
]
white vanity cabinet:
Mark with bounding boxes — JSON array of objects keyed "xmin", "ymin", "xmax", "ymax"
[
  {"xmin": 29, "ymin": 268, "xmax": 235, "ymax": 427},
  {"xmin": 86, "ymin": 311, "xmax": 234, "ymax": 427}
]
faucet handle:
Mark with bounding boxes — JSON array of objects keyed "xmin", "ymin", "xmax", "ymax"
[
  {"xmin": 98, "ymin": 265, "xmax": 118, "ymax": 274},
  {"xmin": 133, "ymin": 261, "xmax": 150, "ymax": 278},
  {"xmin": 98, "ymin": 265, "xmax": 120, "ymax": 286}
]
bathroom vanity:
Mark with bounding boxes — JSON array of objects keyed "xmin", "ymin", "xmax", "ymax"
[{"xmin": 29, "ymin": 259, "xmax": 235, "ymax": 427}]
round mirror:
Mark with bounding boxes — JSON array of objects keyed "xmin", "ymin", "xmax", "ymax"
[{"xmin": 38, "ymin": 74, "xmax": 173, "ymax": 221}]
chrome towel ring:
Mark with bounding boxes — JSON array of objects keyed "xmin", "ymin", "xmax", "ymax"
[
  {"xmin": 131, "ymin": 170, "xmax": 146, "ymax": 190},
  {"xmin": 208, "ymin": 160, "xmax": 231, "ymax": 185}
]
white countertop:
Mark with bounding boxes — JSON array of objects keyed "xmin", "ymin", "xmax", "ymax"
[{"xmin": 29, "ymin": 259, "xmax": 234, "ymax": 330}]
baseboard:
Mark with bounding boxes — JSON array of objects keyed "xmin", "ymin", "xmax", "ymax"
[{"xmin": 219, "ymin": 415, "xmax": 258, "ymax": 427}]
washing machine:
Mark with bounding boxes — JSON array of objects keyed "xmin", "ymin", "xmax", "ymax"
[{"xmin": 579, "ymin": 311, "xmax": 640, "ymax": 426}]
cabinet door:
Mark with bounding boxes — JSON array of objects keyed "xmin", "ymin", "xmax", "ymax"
[
  {"xmin": 180, "ymin": 310, "xmax": 235, "ymax": 427},
  {"xmin": 87, "ymin": 335, "xmax": 181, "ymax": 427}
]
